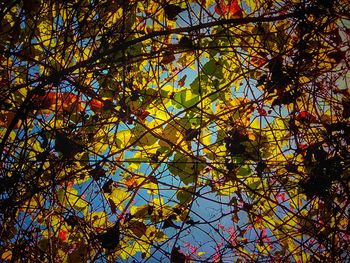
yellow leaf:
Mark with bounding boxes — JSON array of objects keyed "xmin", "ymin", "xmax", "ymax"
[
  {"xmin": 142, "ymin": 181, "xmax": 159, "ymax": 194},
  {"xmin": 250, "ymin": 118, "xmax": 260, "ymax": 130},
  {"xmin": 58, "ymin": 188, "xmax": 89, "ymax": 215},
  {"xmin": 243, "ymin": 0, "xmax": 260, "ymax": 12},
  {"xmin": 67, "ymin": 189, "xmax": 88, "ymax": 208},
  {"xmin": 106, "ymin": 188, "xmax": 131, "ymax": 211},
  {"xmin": 37, "ymin": 20, "xmax": 55, "ymax": 47},
  {"xmin": 105, "ymin": 8, "xmax": 123, "ymax": 27},
  {"xmin": 88, "ymin": 211, "xmax": 108, "ymax": 228},
  {"xmin": 257, "ymin": 243, "xmax": 271, "ymax": 254},
  {"xmin": 132, "ymin": 124, "xmax": 158, "ymax": 147},
  {"xmin": 20, "ymin": 194, "xmax": 44, "ymax": 212},
  {"xmin": 117, "ymin": 129, "xmax": 132, "ymax": 149},
  {"xmin": 119, "ymin": 246, "xmax": 136, "ymax": 259},
  {"xmin": 93, "ymin": 141, "xmax": 109, "ymax": 154}
]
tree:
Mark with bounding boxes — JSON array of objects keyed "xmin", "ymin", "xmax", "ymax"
[{"xmin": 0, "ymin": 0, "xmax": 349, "ymax": 262}]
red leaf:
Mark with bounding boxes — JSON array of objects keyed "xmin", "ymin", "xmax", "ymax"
[
  {"xmin": 214, "ymin": 0, "xmax": 228, "ymax": 15},
  {"xmin": 298, "ymin": 143, "xmax": 308, "ymax": 152},
  {"xmin": 296, "ymin": 111, "xmax": 317, "ymax": 123},
  {"xmin": 136, "ymin": 110, "xmax": 150, "ymax": 121},
  {"xmin": 257, "ymin": 108, "xmax": 267, "ymax": 116},
  {"xmin": 215, "ymin": 0, "xmax": 242, "ymax": 17},
  {"xmin": 58, "ymin": 230, "xmax": 68, "ymax": 241},
  {"xmin": 251, "ymin": 57, "xmax": 266, "ymax": 67},
  {"xmin": 280, "ymin": 192, "xmax": 286, "ymax": 202},
  {"xmin": 298, "ymin": 111, "xmax": 308, "ymax": 118},
  {"xmin": 227, "ymin": 0, "xmax": 243, "ymax": 17}
]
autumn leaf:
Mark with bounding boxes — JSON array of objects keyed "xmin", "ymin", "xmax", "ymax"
[
  {"xmin": 135, "ymin": 109, "xmax": 150, "ymax": 121},
  {"xmin": 178, "ymin": 36, "xmax": 194, "ymax": 49},
  {"xmin": 102, "ymin": 179, "xmax": 114, "ymax": 194},
  {"xmin": 1, "ymin": 0, "xmax": 350, "ymax": 262},
  {"xmin": 89, "ymin": 98, "xmax": 104, "ymax": 111},
  {"xmin": 162, "ymin": 215, "xmax": 180, "ymax": 229},
  {"xmin": 1, "ymin": 250, "xmax": 12, "ymax": 261},
  {"xmin": 32, "ymin": 92, "xmax": 84, "ymax": 113},
  {"xmin": 178, "ymin": 75, "xmax": 187, "ymax": 87},
  {"xmin": 58, "ymin": 230, "xmax": 68, "ymax": 241},
  {"xmin": 128, "ymin": 221, "xmax": 147, "ymax": 238},
  {"xmin": 257, "ymin": 108, "xmax": 267, "ymax": 116},
  {"xmin": 215, "ymin": 0, "xmax": 243, "ymax": 17},
  {"xmin": 90, "ymin": 165, "xmax": 106, "ymax": 181},
  {"xmin": 162, "ymin": 51, "xmax": 176, "ymax": 64},
  {"xmin": 296, "ymin": 111, "xmax": 317, "ymax": 123}
]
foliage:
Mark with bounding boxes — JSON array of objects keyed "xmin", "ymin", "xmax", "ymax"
[{"xmin": 0, "ymin": 0, "xmax": 350, "ymax": 262}]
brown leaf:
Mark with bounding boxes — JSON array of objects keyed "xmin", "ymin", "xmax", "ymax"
[
  {"xmin": 102, "ymin": 179, "xmax": 114, "ymax": 194},
  {"xmin": 108, "ymin": 198, "xmax": 117, "ymax": 214},
  {"xmin": 129, "ymin": 221, "xmax": 147, "ymax": 238},
  {"xmin": 162, "ymin": 51, "xmax": 175, "ymax": 64}
]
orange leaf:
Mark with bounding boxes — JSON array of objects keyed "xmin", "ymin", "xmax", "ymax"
[
  {"xmin": 214, "ymin": 0, "xmax": 228, "ymax": 15},
  {"xmin": 59, "ymin": 93, "xmax": 82, "ymax": 112},
  {"xmin": 0, "ymin": 111, "xmax": 20, "ymax": 128},
  {"xmin": 89, "ymin": 98, "xmax": 104, "ymax": 111},
  {"xmin": 32, "ymin": 92, "xmax": 84, "ymax": 113},
  {"xmin": 88, "ymin": 98, "xmax": 113, "ymax": 112},
  {"xmin": 178, "ymin": 75, "xmax": 187, "ymax": 87},
  {"xmin": 32, "ymin": 92, "xmax": 56, "ymax": 109},
  {"xmin": 124, "ymin": 176, "xmax": 138, "ymax": 189}
]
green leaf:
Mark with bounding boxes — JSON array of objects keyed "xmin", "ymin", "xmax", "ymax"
[
  {"xmin": 202, "ymin": 59, "xmax": 223, "ymax": 79},
  {"xmin": 238, "ymin": 165, "xmax": 251, "ymax": 177},
  {"xmin": 176, "ymin": 187, "xmax": 194, "ymax": 204},
  {"xmin": 168, "ymin": 152, "xmax": 195, "ymax": 185},
  {"xmin": 173, "ymin": 89, "xmax": 199, "ymax": 109},
  {"xmin": 168, "ymin": 152, "xmax": 206, "ymax": 185}
]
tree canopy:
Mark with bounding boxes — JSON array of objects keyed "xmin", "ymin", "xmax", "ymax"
[{"xmin": 1, "ymin": 0, "xmax": 350, "ymax": 262}]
